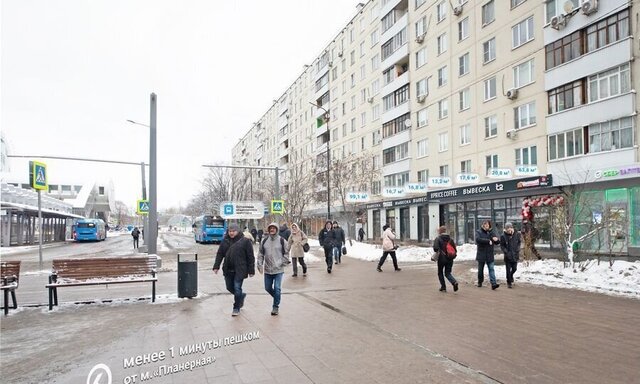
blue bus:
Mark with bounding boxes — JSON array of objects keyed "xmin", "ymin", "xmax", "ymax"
[
  {"xmin": 193, "ymin": 215, "xmax": 226, "ymax": 244},
  {"xmin": 73, "ymin": 219, "xmax": 107, "ymax": 241}
]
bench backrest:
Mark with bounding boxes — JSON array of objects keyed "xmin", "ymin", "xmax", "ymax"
[
  {"xmin": 0, "ymin": 261, "xmax": 21, "ymax": 284},
  {"xmin": 52, "ymin": 256, "xmax": 157, "ymax": 281}
]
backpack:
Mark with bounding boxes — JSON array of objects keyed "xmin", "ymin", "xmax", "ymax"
[
  {"xmin": 260, "ymin": 236, "xmax": 286, "ymax": 256},
  {"xmin": 445, "ymin": 239, "xmax": 457, "ymax": 259}
]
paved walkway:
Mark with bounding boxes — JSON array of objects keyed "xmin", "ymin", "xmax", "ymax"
[{"xmin": 1, "ymin": 253, "xmax": 639, "ymax": 383}]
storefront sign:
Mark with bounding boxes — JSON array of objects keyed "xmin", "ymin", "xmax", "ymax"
[
  {"xmin": 487, "ymin": 168, "xmax": 513, "ymax": 179},
  {"xmin": 364, "ymin": 196, "xmax": 430, "ymax": 210},
  {"xmin": 455, "ymin": 173, "xmax": 480, "ymax": 184},
  {"xmin": 405, "ymin": 183, "xmax": 427, "ymax": 193},
  {"xmin": 428, "ymin": 177, "xmax": 452, "ymax": 188},
  {"xmin": 594, "ymin": 164, "xmax": 640, "ymax": 180},
  {"xmin": 428, "ymin": 175, "xmax": 553, "ymax": 202},
  {"xmin": 515, "ymin": 166, "xmax": 538, "ymax": 176},
  {"xmin": 382, "ymin": 187, "xmax": 405, "ymax": 197},
  {"xmin": 346, "ymin": 192, "xmax": 370, "ymax": 202}
]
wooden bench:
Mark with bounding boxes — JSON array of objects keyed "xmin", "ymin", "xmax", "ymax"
[
  {"xmin": 46, "ymin": 256, "xmax": 157, "ymax": 310},
  {"xmin": 1, "ymin": 261, "xmax": 21, "ymax": 315}
]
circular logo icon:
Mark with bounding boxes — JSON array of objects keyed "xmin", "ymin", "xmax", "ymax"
[
  {"xmin": 87, "ymin": 364, "xmax": 112, "ymax": 384},
  {"xmin": 594, "ymin": 170, "xmax": 602, "ymax": 179}
]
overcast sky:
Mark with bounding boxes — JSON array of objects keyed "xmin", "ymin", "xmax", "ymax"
[{"xmin": 1, "ymin": 0, "xmax": 360, "ymax": 210}]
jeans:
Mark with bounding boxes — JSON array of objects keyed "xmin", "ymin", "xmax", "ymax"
[
  {"xmin": 292, "ymin": 257, "xmax": 307, "ymax": 275},
  {"xmin": 437, "ymin": 259, "xmax": 457, "ymax": 289},
  {"xmin": 264, "ymin": 272, "xmax": 283, "ymax": 308},
  {"xmin": 224, "ymin": 275, "xmax": 244, "ymax": 310},
  {"xmin": 378, "ymin": 251, "xmax": 398, "ymax": 269},
  {"xmin": 333, "ymin": 246, "xmax": 341, "ymax": 263},
  {"xmin": 477, "ymin": 261, "xmax": 497, "ymax": 285},
  {"xmin": 133, "ymin": 238, "xmax": 139, "ymax": 249},
  {"xmin": 505, "ymin": 261, "xmax": 518, "ymax": 283},
  {"xmin": 323, "ymin": 246, "xmax": 333, "ymax": 270}
]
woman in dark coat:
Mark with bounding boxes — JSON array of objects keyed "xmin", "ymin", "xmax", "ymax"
[
  {"xmin": 318, "ymin": 220, "xmax": 336, "ymax": 273},
  {"xmin": 433, "ymin": 226, "xmax": 458, "ymax": 292},
  {"xmin": 500, "ymin": 222, "xmax": 522, "ymax": 288},
  {"xmin": 475, "ymin": 219, "xmax": 500, "ymax": 290}
]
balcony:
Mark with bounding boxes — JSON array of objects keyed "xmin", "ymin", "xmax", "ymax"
[
  {"xmin": 381, "ymin": 43, "xmax": 409, "ymax": 72},
  {"xmin": 381, "ymin": 101, "xmax": 410, "ymax": 125},
  {"xmin": 382, "ymin": 158, "xmax": 411, "ymax": 176},
  {"xmin": 315, "ymin": 142, "xmax": 328, "ymax": 156},
  {"xmin": 381, "ymin": 12, "xmax": 408, "ymax": 44},
  {"xmin": 315, "ymin": 105, "xmax": 329, "ymax": 120},
  {"xmin": 548, "ymin": 148, "xmax": 636, "ymax": 186},
  {"xmin": 545, "ymin": 37, "xmax": 632, "ymax": 91},
  {"xmin": 278, "ymin": 101, "xmax": 288, "ymax": 116},
  {"xmin": 381, "ymin": 71, "xmax": 409, "ymax": 100},
  {"xmin": 380, "ymin": 0, "xmax": 403, "ymax": 22},
  {"xmin": 278, "ymin": 115, "xmax": 288, "ymax": 129},
  {"xmin": 279, "ymin": 132, "xmax": 288, "ymax": 145},
  {"xmin": 543, "ymin": 0, "xmax": 628, "ymax": 44},
  {"xmin": 313, "ymin": 61, "xmax": 330, "ymax": 82},
  {"xmin": 314, "ymin": 82, "xmax": 330, "ymax": 102},
  {"xmin": 382, "ymin": 129, "xmax": 411, "ymax": 151},
  {"xmin": 546, "ymin": 92, "xmax": 636, "ymax": 135},
  {"xmin": 316, "ymin": 122, "xmax": 329, "ymax": 137}
]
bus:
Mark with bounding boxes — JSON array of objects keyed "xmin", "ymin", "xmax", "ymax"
[
  {"xmin": 193, "ymin": 215, "xmax": 226, "ymax": 244},
  {"xmin": 73, "ymin": 219, "xmax": 107, "ymax": 241}
]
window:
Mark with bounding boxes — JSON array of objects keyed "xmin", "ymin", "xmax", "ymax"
[
  {"xmin": 383, "ymin": 142, "xmax": 410, "ymax": 165},
  {"xmin": 548, "ymin": 128, "xmax": 583, "ymax": 160},
  {"xmin": 372, "ymin": 129, "xmax": 381, "ymax": 145},
  {"xmin": 332, "ymin": 128, "xmax": 339, "ymax": 141},
  {"xmin": 484, "ymin": 77, "xmax": 496, "ymax": 101},
  {"xmin": 459, "ymin": 53, "xmax": 469, "ymax": 76},
  {"xmin": 548, "ymin": 80, "xmax": 584, "ymax": 114},
  {"xmin": 416, "ymin": 0, "xmax": 426, "ymax": 9},
  {"xmin": 511, "ymin": 0, "xmax": 526, "ymax": 8},
  {"xmin": 588, "ymin": 64, "xmax": 631, "ymax": 103},
  {"xmin": 438, "ymin": 132, "xmax": 449, "ymax": 152},
  {"xmin": 482, "ymin": 1, "xmax": 495, "ymax": 26},
  {"xmin": 438, "ymin": 99, "xmax": 449, "ymax": 119},
  {"xmin": 416, "ymin": 16, "xmax": 427, "ymax": 38},
  {"xmin": 384, "ymin": 172, "xmax": 410, "ymax": 187},
  {"xmin": 370, "ymin": 29, "xmax": 379, "ymax": 47},
  {"xmin": 351, "ymin": 95, "xmax": 356, "ymax": 109},
  {"xmin": 439, "ymin": 165, "xmax": 449, "ymax": 177},
  {"xmin": 515, "ymin": 146, "xmax": 537, "ymax": 165},
  {"xmin": 372, "ymin": 104, "xmax": 381, "ymax": 121},
  {"xmin": 383, "ymin": 66, "xmax": 395, "ymax": 85},
  {"xmin": 360, "ymin": 64, "xmax": 366, "ymax": 80},
  {"xmin": 436, "ymin": 1, "xmax": 447, "ymax": 22},
  {"xmin": 485, "ymin": 154, "xmax": 498, "ymax": 174},
  {"xmin": 332, "ymin": 67, "xmax": 338, "ymax": 81},
  {"xmin": 484, "ymin": 115, "xmax": 497, "ymax": 138},
  {"xmin": 350, "ymin": 29, "xmax": 354, "ymax": 43},
  {"xmin": 514, "ymin": 101, "xmax": 536, "ymax": 129},
  {"xmin": 342, "ymin": 123, "xmax": 347, "ymax": 137},
  {"xmin": 460, "ymin": 124, "xmax": 471, "ymax": 145},
  {"xmin": 417, "ymin": 139, "xmax": 428, "ymax": 157},
  {"xmin": 589, "ymin": 117, "xmax": 633, "ymax": 153},
  {"xmin": 360, "ymin": 41, "xmax": 365, "ymax": 57},
  {"xmin": 371, "ymin": 54, "xmax": 380, "ymax": 71},
  {"xmin": 381, "ymin": 28, "xmax": 407, "ymax": 60},
  {"xmin": 372, "ymin": 180, "xmax": 382, "ymax": 195},
  {"xmin": 351, "ymin": 73, "xmax": 356, "ymax": 88},
  {"xmin": 417, "ymin": 107, "xmax": 428, "ymax": 127},
  {"xmin": 342, "ymin": 102, "xmax": 346, "ymax": 115},
  {"xmin": 416, "ymin": 78, "xmax": 428, "ymax": 97},
  {"xmin": 437, "ymin": 66, "xmax": 448, "ymax": 87},
  {"xmin": 351, "ymin": 118, "xmax": 356, "ymax": 132},
  {"xmin": 545, "ymin": 30, "xmax": 581, "ymax": 70},
  {"xmin": 382, "ymin": 113, "xmax": 411, "ymax": 138},
  {"xmin": 382, "ymin": 84, "xmax": 410, "ymax": 111},
  {"xmin": 513, "ymin": 59, "xmax": 534, "ymax": 88},
  {"xmin": 437, "ymin": 33, "xmax": 448, "ymax": 55},
  {"xmin": 99, "ymin": 186, "xmax": 105, "ymax": 195},
  {"xmin": 483, "ymin": 38, "xmax": 496, "ymax": 63},
  {"xmin": 586, "ymin": 10, "xmax": 630, "ymax": 53},
  {"xmin": 417, "ymin": 169, "xmax": 429, "ymax": 183},
  {"xmin": 342, "ymin": 80, "xmax": 347, "ymax": 94},
  {"xmin": 461, "ymin": 160, "xmax": 471, "ymax": 173},
  {"xmin": 512, "ymin": 16, "xmax": 534, "ymax": 49},
  {"xmin": 372, "ymin": 79, "xmax": 380, "ymax": 95},
  {"xmin": 459, "ymin": 88, "xmax": 470, "ymax": 111},
  {"xmin": 458, "ymin": 17, "xmax": 469, "ymax": 41},
  {"xmin": 361, "ymin": 112, "xmax": 367, "ymax": 127},
  {"xmin": 350, "ymin": 50, "xmax": 355, "ymax": 65},
  {"xmin": 416, "ymin": 47, "xmax": 427, "ymax": 68},
  {"xmin": 381, "ymin": 11, "xmax": 396, "ymax": 33},
  {"xmin": 545, "ymin": 0, "xmax": 579, "ymax": 23}
]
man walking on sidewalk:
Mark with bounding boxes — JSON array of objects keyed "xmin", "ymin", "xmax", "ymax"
[{"xmin": 258, "ymin": 222, "xmax": 290, "ymax": 315}]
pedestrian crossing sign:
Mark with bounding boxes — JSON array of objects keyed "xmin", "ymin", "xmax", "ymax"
[
  {"xmin": 29, "ymin": 161, "xmax": 47, "ymax": 190},
  {"xmin": 137, "ymin": 199, "xmax": 150, "ymax": 215},
  {"xmin": 270, "ymin": 200, "xmax": 284, "ymax": 214}
]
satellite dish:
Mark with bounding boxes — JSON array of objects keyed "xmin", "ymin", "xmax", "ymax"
[
  {"xmin": 563, "ymin": 0, "xmax": 575, "ymax": 14},
  {"xmin": 404, "ymin": 119, "xmax": 412, "ymax": 128}
]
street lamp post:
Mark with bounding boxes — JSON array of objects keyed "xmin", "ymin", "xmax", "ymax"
[{"xmin": 310, "ymin": 102, "xmax": 331, "ymax": 220}]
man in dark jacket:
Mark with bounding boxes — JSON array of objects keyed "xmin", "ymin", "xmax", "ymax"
[
  {"xmin": 250, "ymin": 227, "xmax": 258, "ymax": 244},
  {"xmin": 433, "ymin": 226, "xmax": 458, "ymax": 292},
  {"xmin": 475, "ymin": 219, "xmax": 500, "ymax": 290},
  {"xmin": 500, "ymin": 222, "xmax": 521, "ymax": 288},
  {"xmin": 318, "ymin": 220, "xmax": 335, "ymax": 273},
  {"xmin": 358, "ymin": 227, "xmax": 365, "ymax": 242},
  {"xmin": 279, "ymin": 223, "xmax": 291, "ymax": 241},
  {"xmin": 332, "ymin": 221, "xmax": 346, "ymax": 264},
  {"xmin": 213, "ymin": 223, "xmax": 255, "ymax": 316},
  {"xmin": 131, "ymin": 227, "xmax": 140, "ymax": 249}
]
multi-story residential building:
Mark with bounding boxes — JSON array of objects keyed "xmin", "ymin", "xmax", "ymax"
[{"xmin": 232, "ymin": 0, "xmax": 639, "ymax": 256}]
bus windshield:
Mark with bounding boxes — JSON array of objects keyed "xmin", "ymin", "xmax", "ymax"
[
  {"xmin": 204, "ymin": 216, "xmax": 225, "ymax": 228},
  {"xmin": 77, "ymin": 222, "xmax": 95, "ymax": 228}
]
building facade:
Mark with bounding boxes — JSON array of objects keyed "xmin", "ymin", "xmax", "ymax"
[{"xmin": 231, "ymin": 0, "xmax": 639, "ymax": 256}]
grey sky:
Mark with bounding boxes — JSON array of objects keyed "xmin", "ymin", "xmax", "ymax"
[{"xmin": 1, "ymin": 0, "xmax": 360, "ymax": 210}]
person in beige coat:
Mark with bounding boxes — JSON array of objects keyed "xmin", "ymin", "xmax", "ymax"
[
  {"xmin": 377, "ymin": 224, "xmax": 401, "ymax": 272},
  {"xmin": 288, "ymin": 223, "xmax": 308, "ymax": 277}
]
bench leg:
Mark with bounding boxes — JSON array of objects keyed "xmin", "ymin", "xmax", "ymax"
[
  {"xmin": 48, "ymin": 287, "xmax": 53, "ymax": 311},
  {"xmin": 54, "ymin": 287, "xmax": 58, "ymax": 307},
  {"xmin": 152, "ymin": 281, "xmax": 156, "ymax": 303},
  {"xmin": 10, "ymin": 289, "xmax": 17, "ymax": 309},
  {"xmin": 3, "ymin": 289, "xmax": 8, "ymax": 315}
]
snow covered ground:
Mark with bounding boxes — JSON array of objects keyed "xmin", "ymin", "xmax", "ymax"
[{"xmin": 325, "ymin": 239, "xmax": 640, "ymax": 299}]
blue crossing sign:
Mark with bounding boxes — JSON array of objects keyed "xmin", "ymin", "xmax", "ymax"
[
  {"xmin": 270, "ymin": 200, "xmax": 284, "ymax": 214},
  {"xmin": 137, "ymin": 199, "xmax": 150, "ymax": 215}
]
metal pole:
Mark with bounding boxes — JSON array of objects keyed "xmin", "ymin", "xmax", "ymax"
[
  {"xmin": 149, "ymin": 93, "xmax": 158, "ymax": 255},
  {"xmin": 275, "ymin": 166, "xmax": 280, "ymax": 200},
  {"xmin": 141, "ymin": 161, "xmax": 148, "ymax": 245},
  {"xmin": 38, "ymin": 190, "xmax": 43, "ymax": 271},
  {"xmin": 326, "ymin": 119, "xmax": 331, "ymax": 220}
]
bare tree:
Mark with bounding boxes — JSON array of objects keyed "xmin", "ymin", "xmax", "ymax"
[
  {"xmin": 113, "ymin": 200, "xmax": 131, "ymax": 225},
  {"xmin": 185, "ymin": 165, "xmax": 232, "ymax": 217},
  {"xmin": 282, "ymin": 150, "xmax": 316, "ymax": 223}
]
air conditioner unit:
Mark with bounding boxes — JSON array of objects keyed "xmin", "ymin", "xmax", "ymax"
[
  {"xmin": 337, "ymin": 50, "xmax": 343, "ymax": 57},
  {"xmin": 506, "ymin": 129, "xmax": 518, "ymax": 139},
  {"xmin": 417, "ymin": 94, "xmax": 426, "ymax": 103},
  {"xmin": 416, "ymin": 35, "xmax": 424, "ymax": 44},
  {"xmin": 550, "ymin": 14, "xmax": 566, "ymax": 30},
  {"xmin": 506, "ymin": 88, "xmax": 518, "ymax": 100},
  {"xmin": 581, "ymin": 0, "xmax": 598, "ymax": 16},
  {"xmin": 453, "ymin": 6, "xmax": 463, "ymax": 16},
  {"xmin": 367, "ymin": 97, "xmax": 374, "ymax": 103}
]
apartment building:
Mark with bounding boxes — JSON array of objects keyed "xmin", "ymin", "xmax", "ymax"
[{"xmin": 232, "ymin": 0, "xmax": 639, "ymax": 255}]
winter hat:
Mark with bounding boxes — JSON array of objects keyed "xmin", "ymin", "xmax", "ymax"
[
  {"xmin": 505, "ymin": 222, "xmax": 514, "ymax": 229},
  {"xmin": 268, "ymin": 222, "xmax": 279, "ymax": 231},
  {"xmin": 228, "ymin": 223, "xmax": 240, "ymax": 232}
]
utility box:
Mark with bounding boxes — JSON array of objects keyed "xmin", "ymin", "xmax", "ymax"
[{"xmin": 177, "ymin": 253, "xmax": 198, "ymax": 298}]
